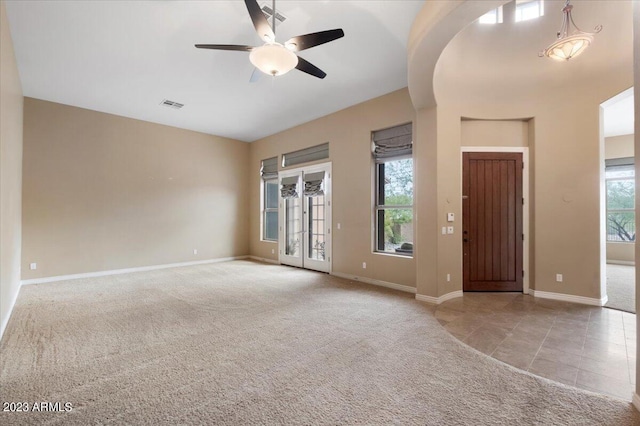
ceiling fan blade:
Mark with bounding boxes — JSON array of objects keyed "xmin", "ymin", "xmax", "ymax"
[
  {"xmin": 295, "ymin": 57, "xmax": 326, "ymax": 79},
  {"xmin": 249, "ymin": 67, "xmax": 262, "ymax": 83},
  {"xmin": 195, "ymin": 44, "xmax": 253, "ymax": 52},
  {"xmin": 285, "ymin": 29, "xmax": 345, "ymax": 52},
  {"xmin": 244, "ymin": 0, "xmax": 275, "ymax": 42}
]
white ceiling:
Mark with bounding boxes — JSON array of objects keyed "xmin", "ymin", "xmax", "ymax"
[
  {"xmin": 5, "ymin": 0, "xmax": 424, "ymax": 142},
  {"xmin": 6, "ymin": 1, "xmax": 634, "ymax": 142}
]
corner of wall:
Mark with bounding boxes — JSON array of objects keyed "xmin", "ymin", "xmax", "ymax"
[{"xmin": 0, "ymin": 0, "xmax": 24, "ymax": 341}]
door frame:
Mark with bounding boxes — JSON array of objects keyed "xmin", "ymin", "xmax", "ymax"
[
  {"xmin": 461, "ymin": 147, "xmax": 530, "ymax": 294},
  {"xmin": 278, "ymin": 162, "xmax": 332, "ymax": 273}
]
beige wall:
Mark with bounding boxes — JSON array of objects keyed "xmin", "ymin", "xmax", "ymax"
[
  {"xmin": 605, "ymin": 133, "xmax": 635, "ymax": 264},
  {"xmin": 461, "ymin": 120, "xmax": 529, "ymax": 148},
  {"xmin": 605, "ymin": 134, "xmax": 634, "ymax": 159},
  {"xmin": 249, "ymin": 89, "xmax": 416, "ymax": 288},
  {"xmin": 0, "ymin": 0, "xmax": 23, "ymax": 337},
  {"xmin": 607, "ymin": 242, "xmax": 635, "ymax": 264},
  {"xmin": 22, "ymin": 98, "xmax": 249, "ymax": 279}
]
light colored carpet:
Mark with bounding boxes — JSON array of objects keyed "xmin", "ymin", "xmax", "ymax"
[
  {"xmin": 1, "ymin": 260, "xmax": 638, "ymax": 425},
  {"xmin": 606, "ymin": 264, "xmax": 636, "ymax": 313}
]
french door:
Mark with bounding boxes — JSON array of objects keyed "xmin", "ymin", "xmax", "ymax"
[{"xmin": 279, "ymin": 163, "xmax": 331, "ymax": 273}]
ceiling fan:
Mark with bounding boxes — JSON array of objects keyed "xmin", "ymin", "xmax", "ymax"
[{"xmin": 195, "ymin": 0, "xmax": 344, "ymax": 79}]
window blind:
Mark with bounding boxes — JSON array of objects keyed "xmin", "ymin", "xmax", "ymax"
[
  {"xmin": 605, "ymin": 157, "xmax": 634, "ymax": 170},
  {"xmin": 304, "ymin": 171, "xmax": 325, "ymax": 197},
  {"xmin": 280, "ymin": 176, "xmax": 299, "ymax": 199},
  {"xmin": 282, "ymin": 143, "xmax": 329, "ymax": 168},
  {"xmin": 372, "ymin": 123, "xmax": 413, "ymax": 163},
  {"xmin": 261, "ymin": 157, "xmax": 278, "ymax": 180}
]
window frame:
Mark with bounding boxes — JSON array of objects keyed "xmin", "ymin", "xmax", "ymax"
[
  {"xmin": 374, "ymin": 158, "xmax": 414, "ymax": 257},
  {"xmin": 605, "ymin": 164, "xmax": 635, "ymax": 243},
  {"xmin": 478, "ymin": 6, "xmax": 503, "ymax": 25},
  {"xmin": 515, "ymin": 0, "xmax": 544, "ymax": 23},
  {"xmin": 262, "ymin": 177, "xmax": 279, "ymax": 242}
]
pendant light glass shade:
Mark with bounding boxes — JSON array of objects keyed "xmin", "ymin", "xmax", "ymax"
[
  {"xmin": 540, "ymin": 1, "xmax": 601, "ymax": 61},
  {"xmin": 249, "ymin": 43, "xmax": 299, "ymax": 76},
  {"xmin": 545, "ymin": 33, "xmax": 592, "ymax": 61}
]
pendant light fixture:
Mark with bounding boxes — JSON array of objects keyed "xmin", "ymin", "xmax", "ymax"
[{"xmin": 539, "ymin": 0, "xmax": 602, "ymax": 61}]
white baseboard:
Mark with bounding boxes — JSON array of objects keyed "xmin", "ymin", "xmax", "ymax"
[
  {"xmin": 415, "ymin": 290, "xmax": 463, "ymax": 305},
  {"xmin": 331, "ymin": 272, "xmax": 416, "ymax": 294},
  {"xmin": 606, "ymin": 260, "xmax": 635, "ymax": 266},
  {"xmin": 248, "ymin": 256, "xmax": 280, "ymax": 265},
  {"xmin": 20, "ymin": 256, "xmax": 249, "ymax": 285},
  {"xmin": 0, "ymin": 284, "xmax": 21, "ymax": 341},
  {"xmin": 530, "ymin": 289, "xmax": 607, "ymax": 307},
  {"xmin": 633, "ymin": 392, "xmax": 640, "ymax": 412}
]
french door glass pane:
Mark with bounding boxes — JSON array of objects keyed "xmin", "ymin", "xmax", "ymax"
[
  {"xmin": 307, "ymin": 195, "xmax": 326, "ymax": 261},
  {"xmin": 285, "ymin": 198, "xmax": 301, "ymax": 256}
]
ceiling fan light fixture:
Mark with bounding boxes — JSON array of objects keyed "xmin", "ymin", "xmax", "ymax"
[
  {"xmin": 540, "ymin": 0, "xmax": 601, "ymax": 61},
  {"xmin": 249, "ymin": 43, "xmax": 299, "ymax": 76}
]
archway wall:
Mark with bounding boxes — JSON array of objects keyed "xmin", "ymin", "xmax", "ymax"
[{"xmin": 409, "ymin": 1, "xmax": 633, "ymax": 300}]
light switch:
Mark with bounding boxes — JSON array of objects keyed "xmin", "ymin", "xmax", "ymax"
[
  {"xmin": 447, "ymin": 226, "xmax": 454, "ymax": 234},
  {"xmin": 447, "ymin": 213, "xmax": 455, "ymax": 222},
  {"xmin": 441, "ymin": 227, "xmax": 447, "ymax": 235}
]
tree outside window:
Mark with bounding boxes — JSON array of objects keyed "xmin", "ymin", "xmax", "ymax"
[{"xmin": 606, "ymin": 166, "xmax": 635, "ymax": 242}]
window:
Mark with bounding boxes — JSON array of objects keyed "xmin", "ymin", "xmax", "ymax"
[
  {"xmin": 606, "ymin": 158, "xmax": 635, "ymax": 243},
  {"xmin": 478, "ymin": 7, "xmax": 503, "ymax": 24},
  {"xmin": 372, "ymin": 123, "xmax": 413, "ymax": 256},
  {"xmin": 515, "ymin": 0, "xmax": 544, "ymax": 22},
  {"xmin": 261, "ymin": 157, "xmax": 278, "ymax": 242}
]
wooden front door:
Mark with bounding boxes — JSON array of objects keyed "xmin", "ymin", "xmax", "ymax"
[{"xmin": 463, "ymin": 152, "xmax": 523, "ymax": 292}]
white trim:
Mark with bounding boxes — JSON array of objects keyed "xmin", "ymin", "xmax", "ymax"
[
  {"xmin": 331, "ymin": 271, "xmax": 416, "ymax": 294},
  {"xmin": 633, "ymin": 392, "xmax": 640, "ymax": 412},
  {"xmin": 530, "ymin": 289, "xmax": 608, "ymax": 307},
  {"xmin": 461, "ymin": 146, "xmax": 528, "ymax": 153},
  {"xmin": 461, "ymin": 146, "xmax": 530, "ymax": 294},
  {"xmin": 415, "ymin": 290, "xmax": 463, "ymax": 305},
  {"xmin": 248, "ymin": 256, "xmax": 280, "ymax": 265},
  {"xmin": 0, "ymin": 285, "xmax": 21, "ymax": 341},
  {"xmin": 606, "ymin": 260, "xmax": 636, "ymax": 266},
  {"xmin": 20, "ymin": 256, "xmax": 249, "ymax": 285}
]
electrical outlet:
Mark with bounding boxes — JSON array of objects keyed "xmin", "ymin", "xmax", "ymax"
[
  {"xmin": 30, "ymin": 263, "xmax": 37, "ymax": 270},
  {"xmin": 362, "ymin": 262, "xmax": 367, "ymax": 269},
  {"xmin": 556, "ymin": 274, "xmax": 563, "ymax": 282},
  {"xmin": 193, "ymin": 249, "xmax": 198, "ymax": 255},
  {"xmin": 441, "ymin": 227, "xmax": 447, "ymax": 235},
  {"xmin": 271, "ymin": 249, "xmax": 275, "ymax": 254},
  {"xmin": 337, "ymin": 223, "xmax": 341, "ymax": 230},
  {"xmin": 446, "ymin": 273, "xmax": 451, "ymax": 282}
]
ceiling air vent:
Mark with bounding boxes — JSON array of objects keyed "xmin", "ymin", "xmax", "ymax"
[
  {"xmin": 160, "ymin": 99, "xmax": 184, "ymax": 110},
  {"xmin": 260, "ymin": 4, "xmax": 287, "ymax": 27}
]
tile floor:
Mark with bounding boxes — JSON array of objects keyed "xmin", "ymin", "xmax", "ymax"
[{"xmin": 435, "ymin": 293, "xmax": 636, "ymax": 401}]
